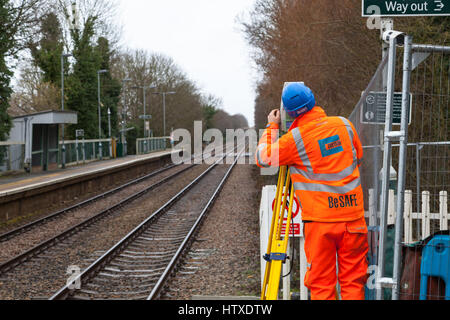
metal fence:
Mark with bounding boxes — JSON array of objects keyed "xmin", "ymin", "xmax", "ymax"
[
  {"xmin": 395, "ymin": 42, "xmax": 450, "ymax": 301},
  {"xmin": 59, "ymin": 139, "xmax": 113, "ymax": 166},
  {"xmin": 0, "ymin": 142, "xmax": 25, "ymax": 173},
  {"xmin": 136, "ymin": 137, "xmax": 169, "ymax": 155},
  {"xmin": 349, "ymin": 32, "xmax": 449, "ymax": 300}
]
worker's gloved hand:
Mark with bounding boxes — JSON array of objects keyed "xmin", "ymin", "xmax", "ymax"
[{"xmin": 268, "ymin": 109, "xmax": 281, "ymax": 126}]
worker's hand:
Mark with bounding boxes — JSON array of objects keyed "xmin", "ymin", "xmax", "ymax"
[{"xmin": 268, "ymin": 109, "xmax": 281, "ymax": 125}]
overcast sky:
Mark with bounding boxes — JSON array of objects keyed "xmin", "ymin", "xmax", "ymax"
[{"xmin": 118, "ymin": 0, "xmax": 257, "ymax": 127}]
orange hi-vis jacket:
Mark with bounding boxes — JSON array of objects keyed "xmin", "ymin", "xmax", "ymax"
[{"xmin": 256, "ymin": 107, "xmax": 364, "ymax": 222}]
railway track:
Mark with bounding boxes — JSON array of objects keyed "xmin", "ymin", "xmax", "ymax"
[
  {"xmin": 50, "ymin": 149, "xmax": 245, "ymax": 300},
  {"xmin": 0, "ymin": 156, "xmax": 192, "ymax": 243},
  {"xmin": 0, "ymin": 163, "xmax": 196, "ymax": 272},
  {"xmin": 0, "ymin": 149, "xmax": 220, "ymax": 268},
  {"xmin": 0, "ymin": 148, "xmax": 240, "ymax": 299}
]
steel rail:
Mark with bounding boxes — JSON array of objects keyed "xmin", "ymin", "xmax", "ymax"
[
  {"xmin": 49, "ymin": 148, "xmax": 243, "ymax": 300},
  {"xmin": 412, "ymin": 44, "xmax": 450, "ymax": 54},
  {"xmin": 0, "ymin": 164, "xmax": 183, "ymax": 242},
  {"xmin": 0, "ymin": 151, "xmax": 212, "ymax": 242},
  {"xmin": 0, "ymin": 164, "xmax": 196, "ymax": 275},
  {"xmin": 147, "ymin": 148, "xmax": 245, "ymax": 300}
]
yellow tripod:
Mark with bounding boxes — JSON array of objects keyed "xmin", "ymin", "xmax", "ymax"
[{"xmin": 261, "ymin": 166, "xmax": 295, "ymax": 300}]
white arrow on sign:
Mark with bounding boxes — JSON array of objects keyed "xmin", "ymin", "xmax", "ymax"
[{"xmin": 435, "ymin": 0, "xmax": 444, "ymax": 11}]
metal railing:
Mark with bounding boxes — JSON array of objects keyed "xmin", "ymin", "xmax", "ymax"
[
  {"xmin": 0, "ymin": 142, "xmax": 25, "ymax": 173},
  {"xmin": 136, "ymin": 137, "xmax": 169, "ymax": 155},
  {"xmin": 350, "ymin": 33, "xmax": 449, "ymax": 300},
  {"xmin": 59, "ymin": 139, "xmax": 113, "ymax": 166}
]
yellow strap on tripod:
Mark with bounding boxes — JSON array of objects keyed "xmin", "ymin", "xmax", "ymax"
[{"xmin": 261, "ymin": 166, "xmax": 295, "ymax": 300}]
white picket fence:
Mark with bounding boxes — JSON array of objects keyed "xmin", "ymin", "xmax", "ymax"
[
  {"xmin": 367, "ymin": 189, "xmax": 449, "ymax": 244},
  {"xmin": 404, "ymin": 190, "xmax": 448, "ymax": 243}
]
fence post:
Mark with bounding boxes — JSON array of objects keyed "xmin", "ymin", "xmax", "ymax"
[
  {"xmin": 377, "ymin": 32, "xmax": 399, "ymax": 301},
  {"xmin": 388, "ymin": 189, "xmax": 396, "ymax": 225},
  {"xmin": 82, "ymin": 139, "xmax": 86, "ymax": 163},
  {"xmin": 440, "ymin": 191, "xmax": 448, "ymax": 231},
  {"xmin": 282, "ymin": 245, "xmax": 291, "ymax": 300},
  {"xmin": 415, "ymin": 144, "xmax": 422, "ymax": 241},
  {"xmin": 369, "ymin": 189, "xmax": 377, "ymax": 227},
  {"xmin": 7, "ymin": 145, "xmax": 11, "ymax": 171},
  {"xmin": 259, "ymin": 186, "xmax": 273, "ymax": 292},
  {"xmin": 404, "ymin": 190, "xmax": 413, "ymax": 244},
  {"xmin": 422, "ymin": 191, "xmax": 431, "ymax": 239},
  {"xmin": 392, "ymin": 34, "xmax": 413, "ymax": 300},
  {"xmin": 299, "ymin": 236, "xmax": 308, "ymax": 300},
  {"xmin": 76, "ymin": 139, "xmax": 79, "ymax": 164}
]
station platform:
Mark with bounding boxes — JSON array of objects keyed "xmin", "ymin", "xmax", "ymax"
[
  {"xmin": 0, "ymin": 150, "xmax": 174, "ymax": 196},
  {"xmin": 0, "ymin": 149, "xmax": 177, "ymax": 225}
]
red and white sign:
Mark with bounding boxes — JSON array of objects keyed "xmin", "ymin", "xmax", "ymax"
[{"xmin": 271, "ymin": 192, "xmax": 302, "ymax": 237}]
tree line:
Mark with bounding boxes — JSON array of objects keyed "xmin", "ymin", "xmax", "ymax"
[
  {"xmin": 240, "ymin": 0, "xmax": 449, "ymax": 130},
  {"xmin": 1, "ymin": 0, "xmax": 248, "ymax": 153},
  {"xmin": 240, "ymin": 0, "xmax": 449, "ymax": 209}
]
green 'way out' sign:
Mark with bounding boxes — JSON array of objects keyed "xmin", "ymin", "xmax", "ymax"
[{"xmin": 362, "ymin": 0, "xmax": 450, "ymax": 16}]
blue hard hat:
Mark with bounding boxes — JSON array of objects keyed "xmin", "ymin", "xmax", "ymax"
[{"xmin": 282, "ymin": 82, "xmax": 316, "ymax": 118}]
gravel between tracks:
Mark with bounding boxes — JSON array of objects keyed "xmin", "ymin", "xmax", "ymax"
[
  {"xmin": 75, "ymin": 163, "xmax": 232, "ymax": 300},
  {"xmin": 163, "ymin": 163, "xmax": 261, "ymax": 299},
  {"xmin": 0, "ymin": 164, "xmax": 210, "ymax": 300}
]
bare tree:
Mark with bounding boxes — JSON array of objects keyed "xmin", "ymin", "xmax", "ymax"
[
  {"xmin": 42, "ymin": 0, "xmax": 123, "ymax": 52},
  {"xmin": 231, "ymin": 114, "xmax": 249, "ymax": 129},
  {"xmin": 4, "ymin": 0, "xmax": 45, "ymax": 56},
  {"xmin": 241, "ymin": 0, "xmax": 381, "ymax": 129},
  {"xmin": 112, "ymin": 48, "xmax": 205, "ymax": 138},
  {"xmin": 9, "ymin": 0, "xmax": 123, "ymax": 118},
  {"xmin": 10, "ymin": 60, "xmax": 60, "ymax": 114}
]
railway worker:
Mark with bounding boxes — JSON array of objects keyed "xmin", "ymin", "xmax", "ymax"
[{"xmin": 255, "ymin": 82, "xmax": 369, "ymax": 300}]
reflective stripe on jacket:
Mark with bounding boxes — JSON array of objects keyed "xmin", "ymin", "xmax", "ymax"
[{"xmin": 255, "ymin": 107, "xmax": 364, "ymax": 222}]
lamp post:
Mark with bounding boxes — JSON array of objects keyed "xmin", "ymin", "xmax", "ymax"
[
  {"xmin": 121, "ymin": 78, "xmax": 132, "ymax": 156},
  {"xmin": 107, "ymin": 107, "xmax": 112, "ymax": 158},
  {"xmin": 132, "ymin": 84, "xmax": 156, "ymax": 138},
  {"xmin": 152, "ymin": 91, "xmax": 175, "ymax": 137},
  {"xmin": 61, "ymin": 53, "xmax": 72, "ymax": 169},
  {"xmin": 107, "ymin": 107, "xmax": 111, "ymax": 138},
  {"xmin": 97, "ymin": 69, "xmax": 108, "ymax": 160}
]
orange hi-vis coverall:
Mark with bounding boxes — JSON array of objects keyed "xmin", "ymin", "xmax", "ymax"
[{"xmin": 256, "ymin": 106, "xmax": 369, "ymax": 300}]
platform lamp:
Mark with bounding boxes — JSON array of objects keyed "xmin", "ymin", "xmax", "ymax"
[
  {"xmin": 121, "ymin": 78, "xmax": 132, "ymax": 156},
  {"xmin": 107, "ymin": 107, "xmax": 111, "ymax": 138},
  {"xmin": 152, "ymin": 91, "xmax": 176, "ymax": 137},
  {"xmin": 61, "ymin": 53, "xmax": 72, "ymax": 169},
  {"xmin": 97, "ymin": 69, "xmax": 108, "ymax": 160},
  {"xmin": 131, "ymin": 84, "xmax": 156, "ymax": 138}
]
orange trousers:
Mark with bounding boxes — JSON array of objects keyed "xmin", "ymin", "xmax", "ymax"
[{"xmin": 303, "ymin": 217, "xmax": 369, "ymax": 300}]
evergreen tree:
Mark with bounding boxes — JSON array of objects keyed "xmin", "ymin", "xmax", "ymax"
[
  {"xmin": 65, "ymin": 16, "xmax": 102, "ymax": 139},
  {"xmin": 0, "ymin": 0, "xmax": 13, "ymax": 143},
  {"xmin": 202, "ymin": 104, "xmax": 217, "ymax": 131},
  {"xmin": 29, "ymin": 12, "xmax": 64, "ymax": 86},
  {"xmin": 201, "ymin": 94, "xmax": 221, "ymax": 130},
  {"xmin": 96, "ymin": 37, "xmax": 121, "ymax": 138}
]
